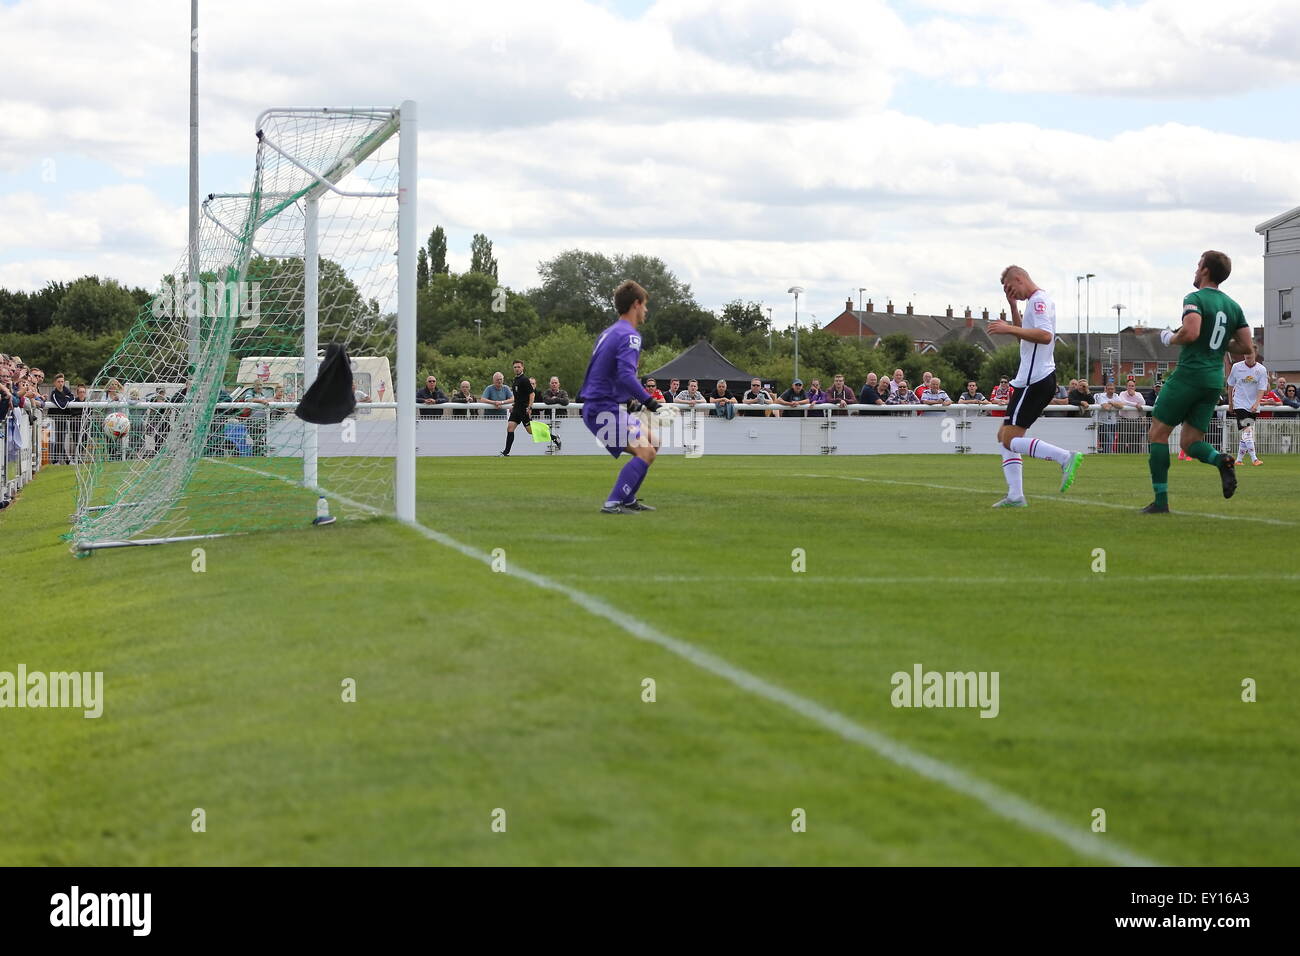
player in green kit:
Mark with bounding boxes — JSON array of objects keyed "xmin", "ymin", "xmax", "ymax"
[{"xmin": 1141, "ymin": 250, "xmax": 1254, "ymax": 513}]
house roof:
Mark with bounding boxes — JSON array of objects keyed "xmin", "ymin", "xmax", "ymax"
[{"xmin": 1256, "ymin": 205, "xmax": 1300, "ymax": 234}]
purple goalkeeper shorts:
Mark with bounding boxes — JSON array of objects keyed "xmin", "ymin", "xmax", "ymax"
[{"xmin": 581, "ymin": 403, "xmax": 643, "ymax": 459}]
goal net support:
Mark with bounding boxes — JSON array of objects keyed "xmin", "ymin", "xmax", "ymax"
[{"xmin": 70, "ymin": 102, "xmax": 417, "ymax": 551}]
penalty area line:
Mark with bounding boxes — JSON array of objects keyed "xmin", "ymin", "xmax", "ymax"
[
  {"xmin": 797, "ymin": 473, "xmax": 1298, "ymax": 527},
  {"xmin": 220, "ymin": 459, "xmax": 1159, "ymax": 865}
]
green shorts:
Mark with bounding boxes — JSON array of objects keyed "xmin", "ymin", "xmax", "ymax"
[{"xmin": 1152, "ymin": 379, "xmax": 1219, "ymax": 433}]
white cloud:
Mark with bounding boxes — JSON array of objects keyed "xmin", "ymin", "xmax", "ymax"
[
  {"xmin": 911, "ymin": 0, "xmax": 1300, "ymax": 96},
  {"xmin": 0, "ymin": 0, "xmax": 1294, "ymax": 338}
]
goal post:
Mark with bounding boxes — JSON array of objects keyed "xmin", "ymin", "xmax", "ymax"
[{"xmin": 69, "ymin": 102, "xmax": 418, "ymax": 552}]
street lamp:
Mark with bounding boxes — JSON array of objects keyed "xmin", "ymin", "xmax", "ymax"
[
  {"xmin": 765, "ymin": 306, "xmax": 774, "ymax": 352},
  {"xmin": 1075, "ymin": 276, "xmax": 1084, "ymax": 378},
  {"xmin": 1085, "ymin": 273, "xmax": 1096, "ymax": 381},
  {"xmin": 474, "ymin": 318, "xmax": 482, "ymax": 339},
  {"xmin": 788, "ymin": 286, "xmax": 804, "ymax": 381},
  {"xmin": 1113, "ymin": 303, "xmax": 1126, "ymax": 382},
  {"xmin": 858, "ymin": 287, "xmax": 866, "ymax": 341},
  {"xmin": 1102, "ymin": 347, "xmax": 1117, "ymax": 385}
]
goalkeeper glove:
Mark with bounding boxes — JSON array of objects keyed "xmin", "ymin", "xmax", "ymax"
[
  {"xmin": 642, "ymin": 397, "xmax": 661, "ymax": 412},
  {"xmin": 1159, "ymin": 328, "xmax": 1175, "ymax": 346}
]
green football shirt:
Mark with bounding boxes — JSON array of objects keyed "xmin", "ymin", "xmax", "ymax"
[{"xmin": 1173, "ymin": 288, "xmax": 1247, "ymax": 389}]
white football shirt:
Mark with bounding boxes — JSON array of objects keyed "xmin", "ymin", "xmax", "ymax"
[
  {"xmin": 1010, "ymin": 289, "xmax": 1057, "ymax": 388},
  {"xmin": 1226, "ymin": 361, "xmax": 1268, "ymax": 410}
]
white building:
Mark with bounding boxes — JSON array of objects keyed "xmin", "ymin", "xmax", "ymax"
[{"xmin": 1256, "ymin": 206, "xmax": 1300, "ymax": 377}]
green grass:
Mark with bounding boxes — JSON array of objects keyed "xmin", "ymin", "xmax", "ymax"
[{"xmin": 2, "ymin": 452, "xmax": 1297, "ymax": 865}]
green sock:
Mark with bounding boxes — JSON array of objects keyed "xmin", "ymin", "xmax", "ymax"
[
  {"xmin": 1148, "ymin": 442, "xmax": 1170, "ymax": 507},
  {"xmin": 1188, "ymin": 440, "xmax": 1220, "ymax": 466}
]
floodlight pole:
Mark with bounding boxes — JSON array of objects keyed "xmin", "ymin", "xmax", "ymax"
[
  {"xmin": 1075, "ymin": 275, "xmax": 1083, "ymax": 379},
  {"xmin": 1114, "ymin": 303, "xmax": 1126, "ymax": 383},
  {"xmin": 1085, "ymin": 273, "xmax": 1096, "ymax": 381},
  {"xmin": 788, "ymin": 286, "xmax": 804, "ymax": 381}
]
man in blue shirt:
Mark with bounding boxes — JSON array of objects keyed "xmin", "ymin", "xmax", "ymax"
[{"xmin": 579, "ymin": 280, "xmax": 659, "ymax": 514}]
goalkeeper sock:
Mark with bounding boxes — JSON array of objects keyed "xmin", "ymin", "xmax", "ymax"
[
  {"xmin": 1188, "ymin": 440, "xmax": 1220, "ymax": 466},
  {"xmin": 1149, "ymin": 441, "xmax": 1170, "ymax": 507},
  {"xmin": 1000, "ymin": 449, "xmax": 1024, "ymax": 499},
  {"xmin": 504, "ymin": 430, "xmax": 515, "ymax": 455},
  {"xmin": 607, "ymin": 456, "xmax": 648, "ymax": 507},
  {"xmin": 1009, "ymin": 435, "xmax": 1072, "ymax": 465}
]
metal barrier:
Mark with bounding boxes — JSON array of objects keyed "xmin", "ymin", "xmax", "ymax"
[{"xmin": 1, "ymin": 407, "xmax": 44, "ymax": 507}]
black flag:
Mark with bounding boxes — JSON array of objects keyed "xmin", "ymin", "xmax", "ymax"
[{"xmin": 294, "ymin": 344, "xmax": 357, "ymax": 425}]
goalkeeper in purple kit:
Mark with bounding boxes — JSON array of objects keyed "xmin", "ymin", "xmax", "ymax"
[{"xmin": 579, "ymin": 280, "xmax": 660, "ymax": 514}]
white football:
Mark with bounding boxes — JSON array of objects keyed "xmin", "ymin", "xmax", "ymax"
[{"xmin": 103, "ymin": 412, "xmax": 130, "ymax": 439}]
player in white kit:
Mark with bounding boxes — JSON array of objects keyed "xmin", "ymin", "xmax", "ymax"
[
  {"xmin": 1226, "ymin": 356, "xmax": 1269, "ymax": 466},
  {"xmin": 986, "ymin": 266, "xmax": 1085, "ymax": 508}
]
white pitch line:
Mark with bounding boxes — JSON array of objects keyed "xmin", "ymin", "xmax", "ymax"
[
  {"xmin": 797, "ymin": 473, "xmax": 1299, "ymax": 527},
  {"xmin": 556, "ymin": 572, "xmax": 1300, "ymax": 587},
  {"xmin": 222, "ymin": 459, "xmax": 1159, "ymax": 866}
]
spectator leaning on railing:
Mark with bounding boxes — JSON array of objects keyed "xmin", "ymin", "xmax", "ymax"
[
  {"xmin": 539, "ymin": 377, "xmax": 570, "ymax": 417},
  {"xmin": 921, "ymin": 378, "xmax": 952, "ymax": 407},
  {"xmin": 806, "ymin": 379, "xmax": 828, "ymax": 406},
  {"xmin": 989, "ymin": 377, "xmax": 1011, "ymax": 406},
  {"xmin": 450, "ymin": 380, "xmax": 478, "ymax": 418},
  {"xmin": 1284, "ymin": 384, "xmax": 1300, "ymax": 409},
  {"xmin": 886, "ymin": 381, "xmax": 913, "ymax": 406},
  {"xmin": 416, "ymin": 375, "xmax": 449, "ymax": 418},
  {"xmin": 961, "ymin": 381, "xmax": 987, "ymax": 404},
  {"xmin": 675, "ymin": 379, "xmax": 709, "ymax": 409},
  {"xmin": 710, "ymin": 379, "xmax": 738, "ymax": 419},
  {"xmin": 858, "ymin": 373, "xmax": 882, "ymax": 407},
  {"xmin": 1067, "ymin": 379, "xmax": 1092, "ymax": 415},
  {"xmin": 826, "ymin": 374, "xmax": 855, "ymax": 412},
  {"xmin": 481, "ymin": 372, "xmax": 511, "ymax": 419},
  {"xmin": 742, "ymin": 379, "xmax": 779, "ymax": 417},
  {"xmin": 779, "ymin": 379, "xmax": 811, "ymax": 417}
]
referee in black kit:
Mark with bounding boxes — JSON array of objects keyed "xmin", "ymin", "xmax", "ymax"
[{"xmin": 500, "ymin": 359, "xmax": 559, "ymax": 455}]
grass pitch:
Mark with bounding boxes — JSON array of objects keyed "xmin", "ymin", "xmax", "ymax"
[{"xmin": 3, "ymin": 453, "xmax": 1297, "ymax": 865}]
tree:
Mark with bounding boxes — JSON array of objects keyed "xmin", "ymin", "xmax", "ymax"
[
  {"xmin": 719, "ymin": 299, "xmax": 769, "ymax": 335},
  {"xmin": 528, "ymin": 249, "xmax": 701, "ymax": 335},
  {"xmin": 469, "ymin": 233, "xmax": 498, "ymax": 279},
  {"xmin": 879, "ymin": 332, "xmax": 914, "ymax": 365},
  {"xmin": 938, "ymin": 341, "xmax": 986, "ymax": 384},
  {"xmin": 979, "ymin": 344, "xmax": 1022, "ymax": 396},
  {"xmin": 417, "ymin": 247, "xmax": 430, "ymax": 289},
  {"xmin": 427, "ymin": 226, "xmax": 449, "ymax": 276},
  {"xmin": 646, "ymin": 302, "xmax": 717, "ymax": 349},
  {"xmin": 416, "ymin": 272, "xmax": 539, "ymax": 353},
  {"xmin": 51, "ymin": 277, "xmax": 142, "ymax": 337}
]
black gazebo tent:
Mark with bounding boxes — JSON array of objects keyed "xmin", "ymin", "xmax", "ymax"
[{"xmin": 644, "ymin": 340, "xmax": 759, "ymax": 398}]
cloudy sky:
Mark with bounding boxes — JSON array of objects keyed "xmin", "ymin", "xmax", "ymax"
[{"xmin": 2, "ymin": 0, "xmax": 1297, "ymax": 332}]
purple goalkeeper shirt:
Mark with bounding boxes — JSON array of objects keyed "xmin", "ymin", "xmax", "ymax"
[{"xmin": 579, "ymin": 318, "xmax": 653, "ymax": 405}]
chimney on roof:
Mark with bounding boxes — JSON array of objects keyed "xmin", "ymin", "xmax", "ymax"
[
  {"xmin": 886, "ymin": 300, "xmax": 895, "ymax": 314},
  {"xmin": 964, "ymin": 307, "xmax": 972, "ymax": 318},
  {"xmin": 846, "ymin": 297, "xmax": 854, "ymax": 314},
  {"xmin": 981, "ymin": 308, "xmax": 989, "ymax": 320},
  {"xmin": 906, "ymin": 303, "xmax": 914, "ymax": 315},
  {"xmin": 945, "ymin": 306, "xmax": 953, "ymax": 318},
  {"xmin": 965, "ymin": 308, "xmax": 973, "ymax": 329},
  {"xmin": 866, "ymin": 299, "xmax": 874, "ymax": 312},
  {"xmin": 1000, "ymin": 309, "xmax": 1007, "ymax": 321}
]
